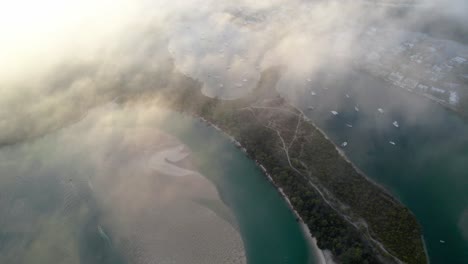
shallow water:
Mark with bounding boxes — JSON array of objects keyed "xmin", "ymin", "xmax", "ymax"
[
  {"xmin": 158, "ymin": 111, "xmax": 317, "ymax": 264},
  {"xmin": 0, "ymin": 104, "xmax": 315, "ymax": 264}
]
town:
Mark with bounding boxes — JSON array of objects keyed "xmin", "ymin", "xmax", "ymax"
[{"xmin": 356, "ymin": 26, "xmax": 468, "ymax": 113}]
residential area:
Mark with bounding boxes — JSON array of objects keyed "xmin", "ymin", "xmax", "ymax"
[{"xmin": 355, "ymin": 27, "xmax": 468, "ymax": 113}]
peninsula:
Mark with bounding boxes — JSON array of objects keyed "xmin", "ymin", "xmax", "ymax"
[{"xmin": 137, "ymin": 66, "xmax": 429, "ymax": 264}]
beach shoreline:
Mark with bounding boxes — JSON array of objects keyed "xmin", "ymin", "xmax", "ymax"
[{"xmin": 197, "ymin": 115, "xmax": 330, "ymax": 264}]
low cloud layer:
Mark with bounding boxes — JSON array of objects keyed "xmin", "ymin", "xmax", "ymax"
[
  {"xmin": 0, "ymin": 0, "xmax": 467, "ymax": 262},
  {"xmin": 0, "ymin": 103, "xmax": 245, "ymax": 263}
]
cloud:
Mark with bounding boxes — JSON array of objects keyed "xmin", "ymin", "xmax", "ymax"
[
  {"xmin": 0, "ymin": 1, "xmax": 467, "ymax": 262},
  {"xmin": 0, "ymin": 0, "xmax": 466, "ymax": 159}
]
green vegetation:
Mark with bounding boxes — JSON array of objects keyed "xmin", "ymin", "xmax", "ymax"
[{"xmin": 138, "ymin": 67, "xmax": 427, "ymax": 263}]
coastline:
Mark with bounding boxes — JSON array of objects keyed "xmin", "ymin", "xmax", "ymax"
[
  {"xmin": 296, "ymin": 106, "xmax": 401, "ymax": 204},
  {"xmin": 297, "ymin": 107, "xmax": 422, "ymax": 262},
  {"xmin": 161, "ymin": 65, "xmax": 428, "ymax": 263},
  {"xmin": 200, "ymin": 101, "xmax": 423, "ymax": 262},
  {"xmin": 198, "ymin": 116, "xmax": 329, "ymax": 264}
]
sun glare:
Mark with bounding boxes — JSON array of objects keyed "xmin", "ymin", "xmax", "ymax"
[{"xmin": 0, "ymin": 0, "xmax": 137, "ymax": 83}]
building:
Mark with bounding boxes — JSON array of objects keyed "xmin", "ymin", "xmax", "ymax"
[
  {"xmin": 401, "ymin": 78, "xmax": 419, "ymax": 90},
  {"xmin": 451, "ymin": 56, "xmax": 467, "ymax": 65},
  {"xmin": 417, "ymin": 84, "xmax": 429, "ymax": 92},
  {"xmin": 449, "ymin": 91, "xmax": 459, "ymax": 105},
  {"xmin": 388, "ymin": 71, "xmax": 404, "ymax": 84},
  {"xmin": 431, "ymin": 86, "xmax": 446, "ymax": 94}
]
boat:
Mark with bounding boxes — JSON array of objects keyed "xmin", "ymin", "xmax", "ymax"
[
  {"xmin": 393, "ymin": 121, "xmax": 399, "ymax": 128},
  {"xmin": 389, "ymin": 141, "xmax": 396, "ymax": 145},
  {"xmin": 331, "ymin": 111, "xmax": 339, "ymax": 116},
  {"xmin": 440, "ymin": 240, "xmax": 445, "ymax": 243},
  {"xmin": 307, "ymin": 106, "xmax": 315, "ymax": 111},
  {"xmin": 354, "ymin": 106, "xmax": 359, "ymax": 112},
  {"xmin": 311, "ymin": 91, "xmax": 316, "ymax": 96},
  {"xmin": 341, "ymin": 142, "xmax": 348, "ymax": 147},
  {"xmin": 345, "ymin": 94, "xmax": 350, "ymax": 98},
  {"xmin": 378, "ymin": 108, "xmax": 384, "ymax": 114},
  {"xmin": 346, "ymin": 124, "xmax": 353, "ymax": 128}
]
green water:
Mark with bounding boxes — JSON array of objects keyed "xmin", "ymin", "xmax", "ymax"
[
  {"xmin": 158, "ymin": 112, "xmax": 316, "ymax": 264},
  {"xmin": 0, "ymin": 107, "xmax": 315, "ymax": 264}
]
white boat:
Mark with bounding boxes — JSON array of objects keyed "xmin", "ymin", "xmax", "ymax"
[
  {"xmin": 393, "ymin": 121, "xmax": 399, "ymax": 128},
  {"xmin": 331, "ymin": 111, "xmax": 339, "ymax": 116},
  {"xmin": 378, "ymin": 108, "xmax": 384, "ymax": 114},
  {"xmin": 311, "ymin": 91, "xmax": 316, "ymax": 96},
  {"xmin": 354, "ymin": 106, "xmax": 359, "ymax": 112},
  {"xmin": 346, "ymin": 124, "xmax": 353, "ymax": 128},
  {"xmin": 345, "ymin": 94, "xmax": 350, "ymax": 98},
  {"xmin": 341, "ymin": 142, "xmax": 348, "ymax": 147},
  {"xmin": 307, "ymin": 78, "xmax": 312, "ymax": 82},
  {"xmin": 440, "ymin": 240, "xmax": 445, "ymax": 243},
  {"xmin": 389, "ymin": 141, "xmax": 396, "ymax": 145}
]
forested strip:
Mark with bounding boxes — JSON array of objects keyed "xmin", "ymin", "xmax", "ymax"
[{"xmin": 149, "ymin": 68, "xmax": 426, "ymax": 264}]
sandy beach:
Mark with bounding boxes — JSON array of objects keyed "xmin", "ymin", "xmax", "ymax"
[{"xmin": 198, "ymin": 115, "xmax": 332, "ymax": 264}]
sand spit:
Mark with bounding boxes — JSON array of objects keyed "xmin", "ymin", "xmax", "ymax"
[{"xmin": 91, "ymin": 127, "xmax": 246, "ymax": 264}]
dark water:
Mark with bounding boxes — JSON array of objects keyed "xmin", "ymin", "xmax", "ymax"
[
  {"xmin": 288, "ymin": 69, "xmax": 468, "ymax": 263},
  {"xmin": 158, "ymin": 112, "xmax": 316, "ymax": 264}
]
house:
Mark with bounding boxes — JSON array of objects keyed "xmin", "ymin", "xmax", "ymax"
[
  {"xmin": 401, "ymin": 78, "xmax": 419, "ymax": 90},
  {"xmin": 417, "ymin": 84, "xmax": 429, "ymax": 92},
  {"xmin": 432, "ymin": 65, "xmax": 442, "ymax": 72},
  {"xmin": 388, "ymin": 71, "xmax": 404, "ymax": 84},
  {"xmin": 431, "ymin": 87, "xmax": 446, "ymax": 94},
  {"xmin": 449, "ymin": 91, "xmax": 459, "ymax": 105},
  {"xmin": 451, "ymin": 56, "xmax": 467, "ymax": 65},
  {"xmin": 410, "ymin": 53, "xmax": 424, "ymax": 64},
  {"xmin": 402, "ymin": 41, "xmax": 414, "ymax": 49}
]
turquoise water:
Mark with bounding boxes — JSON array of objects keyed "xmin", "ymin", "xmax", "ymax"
[
  {"xmin": 0, "ymin": 108, "xmax": 315, "ymax": 264},
  {"xmin": 158, "ymin": 112, "xmax": 316, "ymax": 264}
]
